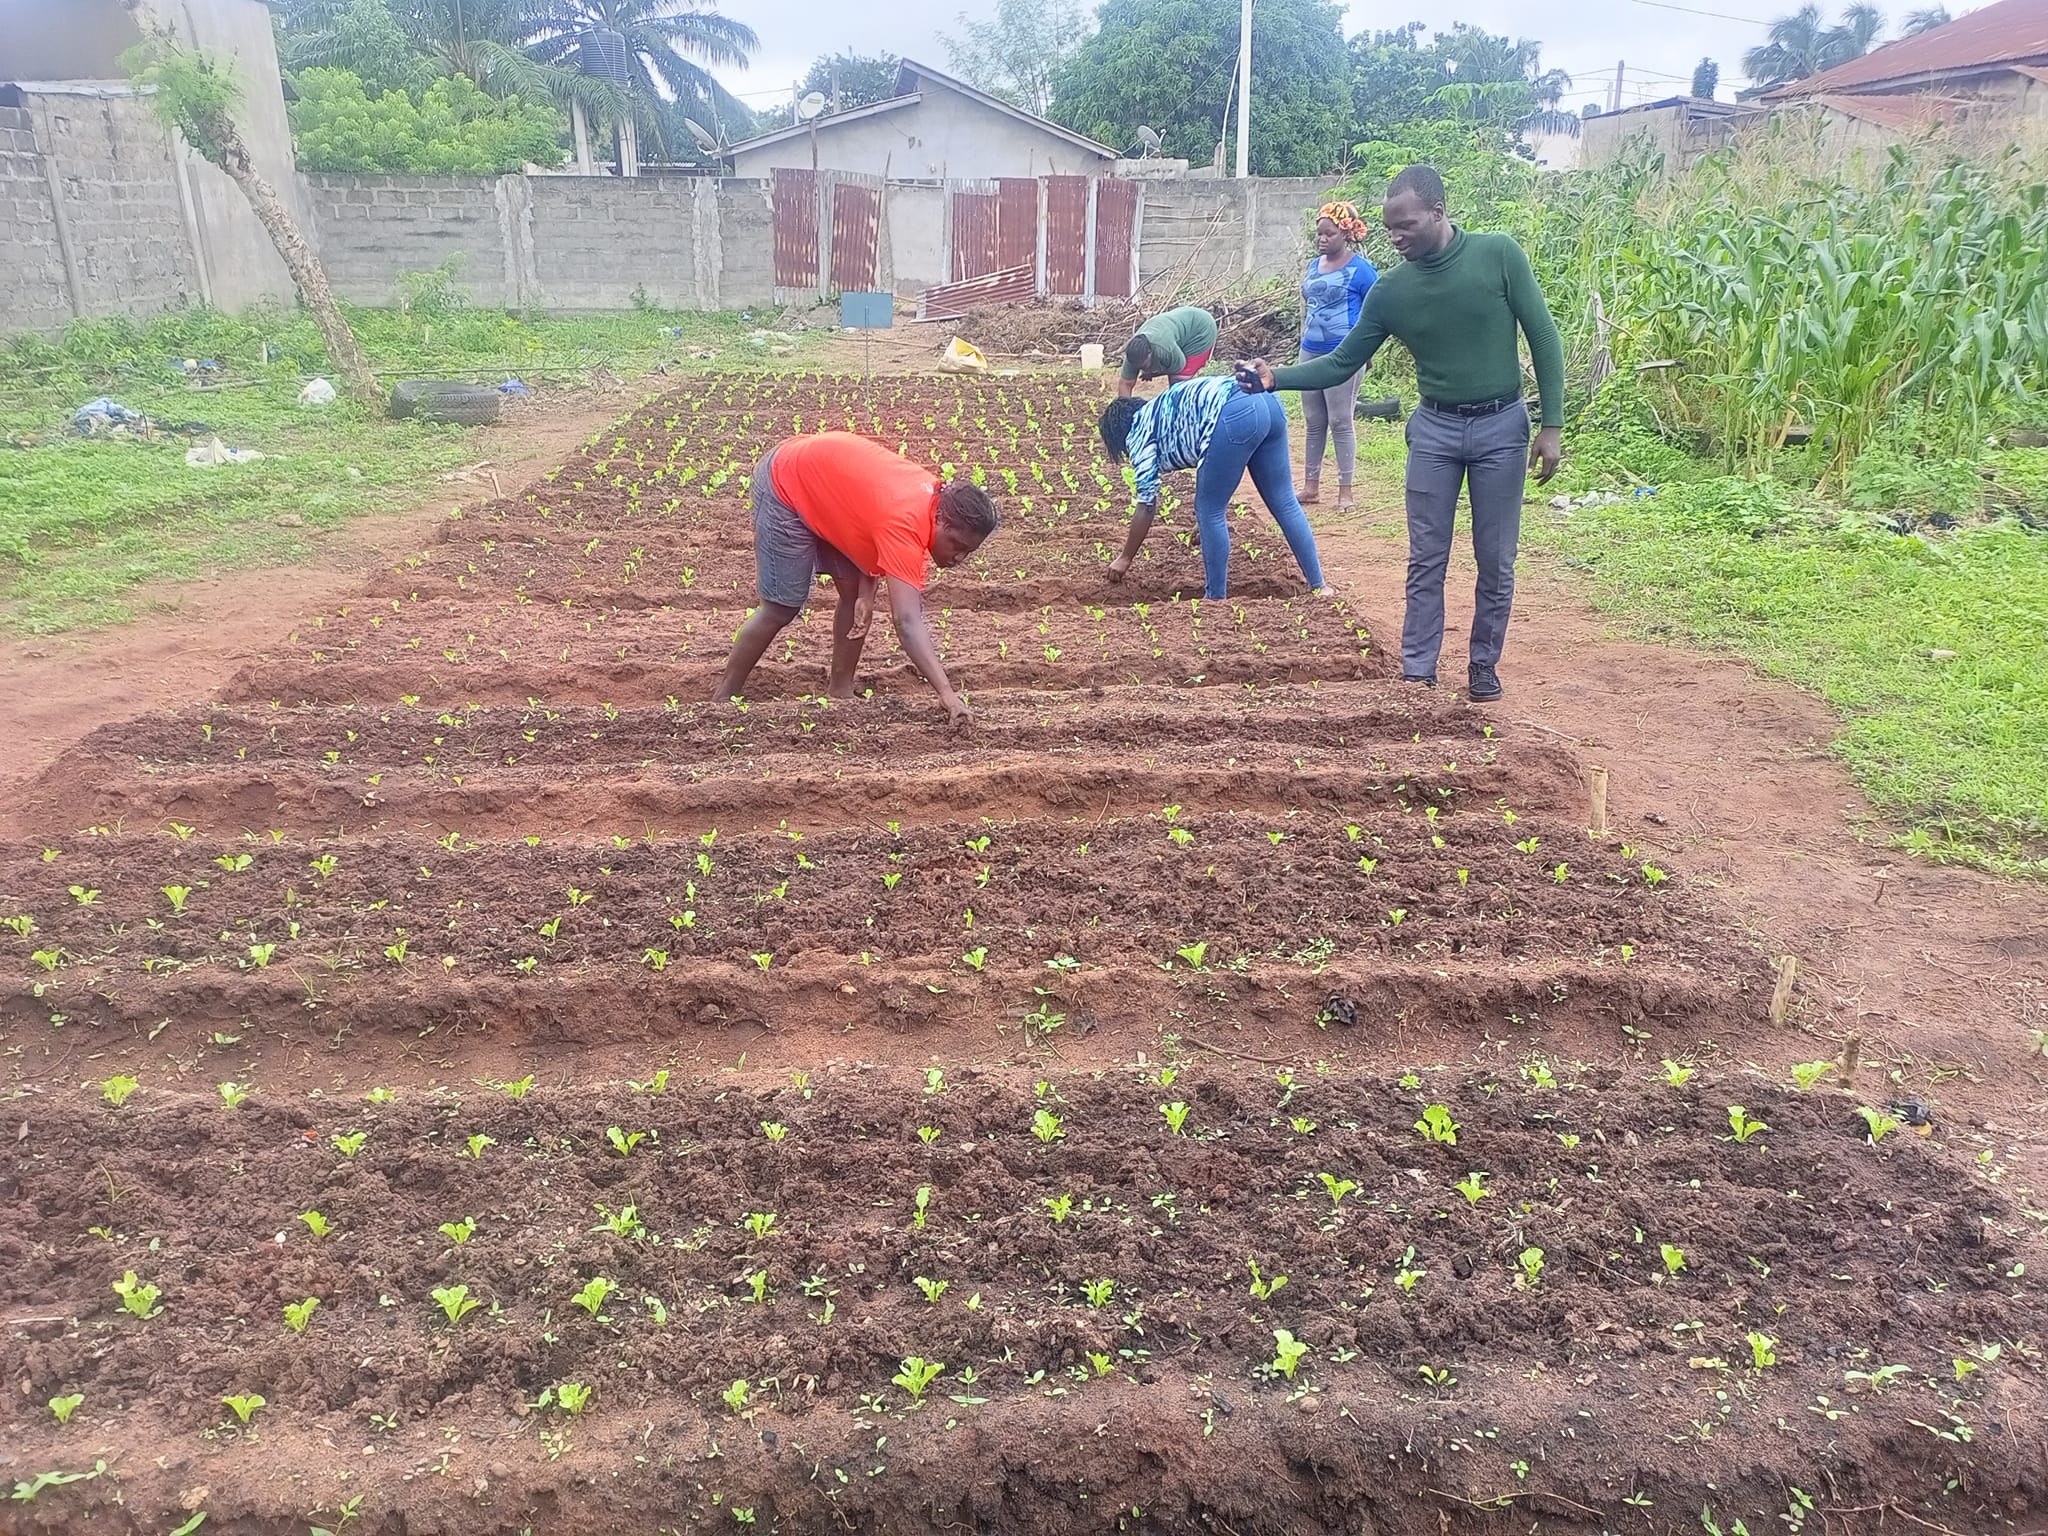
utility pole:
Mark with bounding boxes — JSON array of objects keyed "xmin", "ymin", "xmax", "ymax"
[
  {"xmin": 1609, "ymin": 60, "xmax": 1625, "ymax": 113},
  {"xmin": 1234, "ymin": 0, "xmax": 1253, "ymax": 178}
]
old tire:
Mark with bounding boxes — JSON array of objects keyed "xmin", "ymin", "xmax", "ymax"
[{"xmin": 388, "ymin": 380, "xmax": 502, "ymax": 426}]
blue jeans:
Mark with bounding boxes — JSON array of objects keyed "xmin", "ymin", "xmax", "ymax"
[{"xmin": 1192, "ymin": 391, "xmax": 1326, "ymax": 599}]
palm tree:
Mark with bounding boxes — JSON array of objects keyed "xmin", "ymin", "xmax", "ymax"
[
  {"xmin": 1432, "ymin": 28, "xmax": 1580, "ymax": 137},
  {"xmin": 1903, "ymin": 5, "xmax": 1950, "ymax": 34},
  {"xmin": 1743, "ymin": 2, "xmax": 1888, "ymax": 87},
  {"xmin": 525, "ymin": 0, "xmax": 758, "ymax": 159}
]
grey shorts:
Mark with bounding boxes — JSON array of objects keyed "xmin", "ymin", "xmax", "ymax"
[{"xmin": 751, "ymin": 450, "xmax": 822, "ymax": 609}]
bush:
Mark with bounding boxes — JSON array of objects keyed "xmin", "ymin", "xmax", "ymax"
[{"xmin": 290, "ymin": 68, "xmax": 566, "ymax": 175}]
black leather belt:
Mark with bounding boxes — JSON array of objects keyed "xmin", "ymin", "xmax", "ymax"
[{"xmin": 1421, "ymin": 394, "xmax": 1524, "ymax": 417}]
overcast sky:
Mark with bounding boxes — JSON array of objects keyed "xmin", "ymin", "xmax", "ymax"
[{"xmin": 715, "ymin": 0, "xmax": 1976, "ymax": 120}]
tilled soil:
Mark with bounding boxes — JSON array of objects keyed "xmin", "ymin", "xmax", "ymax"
[{"xmin": 2, "ymin": 374, "xmax": 2041, "ymax": 1536}]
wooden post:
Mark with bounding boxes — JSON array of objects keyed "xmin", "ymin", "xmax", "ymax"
[
  {"xmin": 1767, "ymin": 955, "xmax": 1799, "ymax": 1026},
  {"xmin": 1587, "ymin": 765, "xmax": 1610, "ymax": 838},
  {"xmin": 1840, "ymin": 1033, "xmax": 1860, "ymax": 1082}
]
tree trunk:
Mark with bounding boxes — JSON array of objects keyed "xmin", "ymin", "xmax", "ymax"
[
  {"xmin": 120, "ymin": 0, "xmax": 379, "ymax": 407},
  {"xmin": 571, "ymin": 97, "xmax": 595, "ymax": 174},
  {"xmin": 207, "ymin": 124, "xmax": 379, "ymax": 406}
]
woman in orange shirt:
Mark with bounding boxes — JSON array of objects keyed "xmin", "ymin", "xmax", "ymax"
[{"xmin": 713, "ymin": 432, "xmax": 1000, "ymax": 722}]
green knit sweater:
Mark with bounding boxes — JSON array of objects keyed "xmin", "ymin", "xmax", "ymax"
[{"xmin": 1272, "ymin": 229, "xmax": 1565, "ymax": 427}]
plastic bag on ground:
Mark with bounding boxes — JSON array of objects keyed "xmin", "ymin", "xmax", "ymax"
[
  {"xmin": 298, "ymin": 378, "xmax": 337, "ymax": 406},
  {"xmin": 938, "ymin": 337, "xmax": 988, "ymax": 375},
  {"xmin": 185, "ymin": 436, "xmax": 265, "ymax": 467},
  {"xmin": 70, "ymin": 398, "xmax": 147, "ymax": 435}
]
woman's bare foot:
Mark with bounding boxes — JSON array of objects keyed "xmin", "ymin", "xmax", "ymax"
[
  {"xmin": 1335, "ymin": 487, "xmax": 1355, "ymax": 511},
  {"xmin": 1297, "ymin": 483, "xmax": 1320, "ymax": 506}
]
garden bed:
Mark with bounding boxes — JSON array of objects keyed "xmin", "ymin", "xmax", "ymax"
[{"xmin": 3, "ymin": 374, "xmax": 2039, "ymax": 1536}]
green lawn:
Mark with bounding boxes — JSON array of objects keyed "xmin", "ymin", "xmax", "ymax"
[
  {"xmin": 1352, "ymin": 418, "xmax": 2048, "ymax": 879},
  {"xmin": 0, "ymin": 304, "xmax": 771, "ymax": 633}
]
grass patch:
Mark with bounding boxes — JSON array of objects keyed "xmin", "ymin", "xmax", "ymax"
[
  {"xmin": 1522, "ymin": 473, "xmax": 2048, "ymax": 878},
  {"xmin": 0, "ymin": 303, "xmax": 772, "ymax": 633}
]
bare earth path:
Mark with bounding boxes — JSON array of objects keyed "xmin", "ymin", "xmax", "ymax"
[{"xmin": 1305, "ymin": 491, "xmax": 2048, "ymax": 1159}]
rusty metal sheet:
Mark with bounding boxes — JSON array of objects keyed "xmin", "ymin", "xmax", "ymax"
[
  {"xmin": 829, "ymin": 180, "xmax": 882, "ymax": 292},
  {"xmin": 1045, "ymin": 175, "xmax": 1088, "ymax": 296},
  {"xmin": 773, "ymin": 168, "xmax": 818, "ymax": 291},
  {"xmin": 917, "ymin": 262, "xmax": 1035, "ymax": 322},
  {"xmin": 1094, "ymin": 178, "xmax": 1138, "ymax": 299},
  {"xmin": 950, "ymin": 189, "xmax": 1000, "ymax": 282},
  {"xmin": 996, "ymin": 177, "xmax": 1038, "ymax": 274}
]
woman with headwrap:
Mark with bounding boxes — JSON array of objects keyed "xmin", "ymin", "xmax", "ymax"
[{"xmin": 1296, "ymin": 201, "xmax": 1378, "ymax": 511}]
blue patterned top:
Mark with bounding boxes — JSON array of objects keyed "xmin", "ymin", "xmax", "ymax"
[
  {"xmin": 1301, "ymin": 253, "xmax": 1378, "ymax": 356},
  {"xmin": 1124, "ymin": 376, "xmax": 1238, "ymax": 504}
]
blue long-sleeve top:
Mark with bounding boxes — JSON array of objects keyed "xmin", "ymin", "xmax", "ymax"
[{"xmin": 1301, "ymin": 253, "xmax": 1378, "ymax": 356}]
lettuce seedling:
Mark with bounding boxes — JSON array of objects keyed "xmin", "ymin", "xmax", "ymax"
[
  {"xmin": 1082, "ymin": 1279, "xmax": 1114, "ymax": 1307},
  {"xmin": 222, "ymin": 1393, "xmax": 265, "ymax": 1425},
  {"xmin": 750, "ymin": 951, "xmax": 773, "ymax": 971},
  {"xmin": 912, "ymin": 1186, "xmax": 932, "ymax": 1229},
  {"xmin": 283, "ymin": 1297, "xmax": 320, "ymax": 1333},
  {"xmin": 1160, "ymin": 1101, "xmax": 1190, "ymax": 1135},
  {"xmin": 917, "ymin": 1125, "xmax": 941, "ymax": 1146},
  {"xmin": 743, "ymin": 1270, "xmax": 770, "ymax": 1303},
  {"xmin": 1748, "ymin": 1331, "xmax": 1778, "ymax": 1370},
  {"xmin": 1031, "ymin": 1108, "xmax": 1064, "ymax": 1144},
  {"xmin": 1043, "ymin": 1193, "xmax": 1075, "ymax": 1224},
  {"xmin": 1661, "ymin": 1060, "xmax": 1696, "ymax": 1087},
  {"xmin": 722, "ymin": 1379, "xmax": 750, "ymax": 1414},
  {"xmin": 247, "ymin": 942, "xmax": 276, "ymax": 968},
  {"xmin": 1175, "ymin": 941, "xmax": 1208, "ymax": 968},
  {"xmin": 440, "ymin": 1216, "xmax": 477, "ymax": 1245},
  {"xmin": 48, "ymin": 1393, "xmax": 83, "ymax": 1425},
  {"xmin": 1724, "ymin": 1107, "xmax": 1767, "ymax": 1144},
  {"xmin": 1516, "ymin": 1247, "xmax": 1546, "ymax": 1289},
  {"xmin": 1317, "ymin": 1173, "xmax": 1358, "ymax": 1210},
  {"xmin": 161, "ymin": 886, "xmax": 192, "ymax": 914},
  {"xmin": 331, "ymin": 1131, "xmax": 366, "ymax": 1157},
  {"xmin": 744, "ymin": 1211, "xmax": 777, "ymax": 1239},
  {"xmin": 1660, "ymin": 1244, "xmax": 1686, "ymax": 1275},
  {"xmin": 592, "ymin": 1204, "xmax": 643, "ymax": 1238},
  {"xmin": 297, "ymin": 1210, "xmax": 332, "ymax": 1238},
  {"xmin": 1858, "ymin": 1105, "xmax": 1903, "ymax": 1143},
  {"xmin": 554, "ymin": 1382, "xmax": 593, "ymax": 1414},
  {"xmin": 1414, "ymin": 1105, "xmax": 1459, "ymax": 1145},
  {"xmin": 1790, "ymin": 1061, "xmax": 1835, "ymax": 1091},
  {"xmin": 893, "ymin": 1356, "xmax": 944, "ymax": 1404},
  {"xmin": 1454, "ymin": 1172, "xmax": 1489, "ymax": 1204},
  {"xmin": 761, "ymin": 1121, "xmax": 789, "ymax": 1142},
  {"xmin": 499, "ymin": 1074, "xmax": 536, "ymax": 1098},
  {"xmin": 99, "ymin": 1076, "xmax": 139, "ymax": 1107},
  {"xmin": 1270, "ymin": 1329, "xmax": 1309, "ymax": 1381},
  {"xmin": 1246, "ymin": 1259, "xmax": 1286, "ymax": 1301},
  {"xmin": 962, "ymin": 946, "xmax": 988, "ymax": 971},
  {"xmin": 432, "ymin": 1284, "xmax": 480, "ymax": 1326},
  {"xmin": 571, "ymin": 1277, "xmax": 616, "ymax": 1316},
  {"xmin": 630, "ymin": 1068, "xmax": 670, "ymax": 1093},
  {"xmin": 924, "ymin": 1067, "xmax": 947, "ymax": 1094},
  {"xmin": 1089, "ymin": 1352, "xmax": 1115, "ymax": 1377},
  {"xmin": 913, "ymin": 1276, "xmax": 949, "ymax": 1303},
  {"xmin": 1290, "ymin": 1116, "xmax": 1317, "ymax": 1135},
  {"xmin": 606, "ymin": 1126, "xmax": 647, "ymax": 1156},
  {"xmin": 462, "ymin": 1133, "xmax": 494, "ymax": 1158},
  {"xmin": 218, "ymin": 1081, "xmax": 249, "ymax": 1109}
]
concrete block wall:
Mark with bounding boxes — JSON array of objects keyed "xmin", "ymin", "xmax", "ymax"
[
  {"xmin": 0, "ymin": 105, "xmax": 73, "ymax": 336},
  {"xmin": 714, "ymin": 179, "xmax": 778, "ymax": 310},
  {"xmin": 1138, "ymin": 176, "xmax": 1330, "ymax": 292},
  {"xmin": 528, "ymin": 176, "xmax": 722, "ymax": 310},
  {"xmin": 299, "ymin": 173, "xmax": 512, "ymax": 306}
]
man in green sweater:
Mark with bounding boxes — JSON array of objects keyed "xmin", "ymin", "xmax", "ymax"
[
  {"xmin": 1115, "ymin": 305, "xmax": 1219, "ymax": 398},
  {"xmin": 1242, "ymin": 165, "xmax": 1564, "ymax": 701}
]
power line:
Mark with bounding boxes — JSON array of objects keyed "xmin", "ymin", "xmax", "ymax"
[{"xmin": 1627, "ymin": 0, "xmax": 1772, "ymax": 23}]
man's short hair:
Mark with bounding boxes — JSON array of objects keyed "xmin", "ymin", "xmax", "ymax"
[
  {"xmin": 936, "ymin": 479, "xmax": 1000, "ymax": 543},
  {"xmin": 1387, "ymin": 164, "xmax": 1447, "ymax": 209},
  {"xmin": 1123, "ymin": 335, "xmax": 1154, "ymax": 371}
]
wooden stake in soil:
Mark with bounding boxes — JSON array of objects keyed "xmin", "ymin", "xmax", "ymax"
[
  {"xmin": 1768, "ymin": 954, "xmax": 1799, "ymax": 1026},
  {"xmin": 1840, "ymin": 1032, "xmax": 1861, "ymax": 1083},
  {"xmin": 1587, "ymin": 765, "xmax": 1610, "ymax": 838}
]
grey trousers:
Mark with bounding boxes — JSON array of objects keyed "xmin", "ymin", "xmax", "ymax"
[
  {"xmin": 1402, "ymin": 400, "xmax": 1530, "ymax": 677},
  {"xmin": 1298, "ymin": 348, "xmax": 1361, "ymax": 487}
]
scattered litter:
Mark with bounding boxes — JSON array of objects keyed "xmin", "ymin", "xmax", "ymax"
[
  {"xmin": 496, "ymin": 378, "xmax": 533, "ymax": 396},
  {"xmin": 170, "ymin": 358, "xmax": 222, "ymax": 379},
  {"xmin": 938, "ymin": 337, "xmax": 989, "ymax": 375},
  {"xmin": 70, "ymin": 398, "xmax": 147, "ymax": 435},
  {"xmin": 185, "ymin": 436, "xmax": 265, "ymax": 467},
  {"xmin": 1319, "ymin": 994, "xmax": 1358, "ymax": 1028},
  {"xmin": 298, "ymin": 378, "xmax": 337, "ymax": 406},
  {"xmin": 1548, "ymin": 487, "xmax": 1658, "ymax": 512}
]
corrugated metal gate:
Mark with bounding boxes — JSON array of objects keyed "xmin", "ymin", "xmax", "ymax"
[
  {"xmin": 829, "ymin": 177, "xmax": 883, "ymax": 292},
  {"xmin": 1093, "ymin": 178, "xmax": 1138, "ymax": 299},
  {"xmin": 997, "ymin": 178, "xmax": 1039, "ymax": 273},
  {"xmin": 772, "ymin": 168, "xmax": 819, "ymax": 294},
  {"xmin": 1044, "ymin": 175, "xmax": 1089, "ymax": 297},
  {"xmin": 949, "ymin": 185, "xmax": 1001, "ymax": 282}
]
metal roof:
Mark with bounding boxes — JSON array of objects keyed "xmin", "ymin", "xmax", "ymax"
[
  {"xmin": 726, "ymin": 94, "xmax": 921, "ymax": 155},
  {"xmin": 1763, "ymin": 0, "xmax": 2048, "ymax": 97}
]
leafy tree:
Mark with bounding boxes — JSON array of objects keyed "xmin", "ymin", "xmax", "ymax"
[
  {"xmin": 757, "ymin": 52, "xmax": 903, "ymax": 131},
  {"xmin": 1432, "ymin": 25, "xmax": 1576, "ymax": 138},
  {"xmin": 1350, "ymin": 23, "xmax": 1450, "ymax": 145},
  {"xmin": 119, "ymin": 2, "xmax": 374, "ymax": 403},
  {"xmin": 1902, "ymin": 5, "xmax": 1950, "ymax": 34},
  {"xmin": 941, "ymin": 0, "xmax": 1088, "ymax": 116},
  {"xmin": 1051, "ymin": 0, "xmax": 1349, "ymax": 175},
  {"xmin": 1691, "ymin": 56, "xmax": 1720, "ymax": 98},
  {"xmin": 290, "ymin": 67, "xmax": 568, "ymax": 172},
  {"xmin": 1742, "ymin": 3, "xmax": 1886, "ymax": 87}
]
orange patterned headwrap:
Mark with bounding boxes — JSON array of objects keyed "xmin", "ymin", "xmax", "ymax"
[{"xmin": 1318, "ymin": 200, "xmax": 1369, "ymax": 243}]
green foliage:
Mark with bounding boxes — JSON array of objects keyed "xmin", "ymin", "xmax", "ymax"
[
  {"xmin": 1050, "ymin": 0, "xmax": 1350, "ymax": 175},
  {"xmin": 290, "ymin": 68, "xmax": 567, "ymax": 174},
  {"xmin": 122, "ymin": 38, "xmax": 242, "ymax": 163},
  {"xmin": 940, "ymin": 0, "xmax": 1083, "ymax": 116}
]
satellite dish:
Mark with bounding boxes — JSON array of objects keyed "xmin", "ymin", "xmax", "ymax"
[
  {"xmin": 577, "ymin": 27, "xmax": 630, "ymax": 84},
  {"xmin": 684, "ymin": 116, "xmax": 722, "ymax": 154},
  {"xmin": 797, "ymin": 91, "xmax": 828, "ymax": 122},
  {"xmin": 1134, "ymin": 124, "xmax": 1163, "ymax": 156}
]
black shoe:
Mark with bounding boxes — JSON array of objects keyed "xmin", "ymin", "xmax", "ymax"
[
  {"xmin": 1467, "ymin": 663, "xmax": 1503, "ymax": 702},
  {"xmin": 1402, "ymin": 672, "xmax": 1437, "ymax": 687}
]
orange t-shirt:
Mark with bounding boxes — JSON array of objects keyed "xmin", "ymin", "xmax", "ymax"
[{"xmin": 770, "ymin": 433, "xmax": 937, "ymax": 588}]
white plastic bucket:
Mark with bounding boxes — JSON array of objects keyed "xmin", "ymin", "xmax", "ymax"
[{"xmin": 1079, "ymin": 343, "xmax": 1105, "ymax": 371}]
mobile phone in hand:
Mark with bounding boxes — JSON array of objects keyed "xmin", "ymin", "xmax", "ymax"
[{"xmin": 1233, "ymin": 362, "xmax": 1263, "ymax": 392}]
